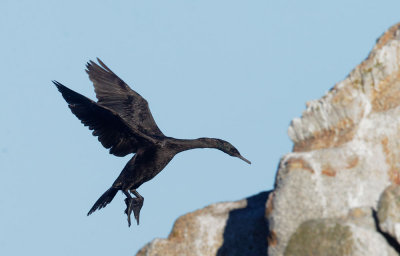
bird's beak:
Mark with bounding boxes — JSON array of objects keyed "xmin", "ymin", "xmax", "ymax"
[{"xmin": 238, "ymin": 155, "xmax": 251, "ymax": 164}]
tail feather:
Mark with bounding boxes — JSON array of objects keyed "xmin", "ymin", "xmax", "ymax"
[{"xmin": 87, "ymin": 187, "xmax": 118, "ymax": 216}]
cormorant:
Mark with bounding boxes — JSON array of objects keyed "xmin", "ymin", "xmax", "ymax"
[{"xmin": 53, "ymin": 58, "xmax": 251, "ymax": 227}]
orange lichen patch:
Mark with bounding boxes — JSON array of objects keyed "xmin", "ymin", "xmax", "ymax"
[
  {"xmin": 265, "ymin": 192, "xmax": 275, "ymax": 217},
  {"xmin": 348, "ymin": 207, "xmax": 366, "ymax": 219},
  {"xmin": 345, "ymin": 156, "xmax": 359, "ymax": 169},
  {"xmin": 331, "ymin": 86, "xmax": 356, "ymax": 106},
  {"xmin": 374, "ymin": 23, "xmax": 400, "ymax": 52},
  {"xmin": 285, "ymin": 157, "xmax": 314, "ymax": 173},
  {"xmin": 391, "ymin": 172, "xmax": 400, "ymax": 185},
  {"xmin": 382, "ymin": 136, "xmax": 390, "ymax": 155},
  {"xmin": 293, "ymin": 118, "xmax": 357, "ymax": 152},
  {"xmin": 267, "ymin": 230, "xmax": 278, "ymax": 247},
  {"xmin": 371, "ymin": 71, "xmax": 400, "ymax": 112},
  {"xmin": 321, "ymin": 164, "xmax": 336, "ymax": 177},
  {"xmin": 168, "ymin": 212, "xmax": 195, "ymax": 241},
  {"xmin": 381, "ymin": 137, "xmax": 400, "ymax": 184}
]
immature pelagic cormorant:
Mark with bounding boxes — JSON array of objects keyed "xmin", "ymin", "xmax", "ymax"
[{"xmin": 53, "ymin": 58, "xmax": 251, "ymax": 227}]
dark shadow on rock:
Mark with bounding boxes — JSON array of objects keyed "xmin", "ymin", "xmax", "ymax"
[
  {"xmin": 372, "ymin": 209, "xmax": 400, "ymax": 253},
  {"xmin": 216, "ymin": 191, "xmax": 271, "ymax": 256}
]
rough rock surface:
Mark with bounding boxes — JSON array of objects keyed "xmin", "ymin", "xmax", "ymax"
[
  {"xmin": 378, "ymin": 184, "xmax": 400, "ymax": 244},
  {"xmin": 136, "ymin": 192, "xmax": 269, "ymax": 256},
  {"xmin": 284, "ymin": 207, "xmax": 398, "ymax": 256},
  {"xmin": 267, "ymin": 23, "xmax": 400, "ymax": 256}
]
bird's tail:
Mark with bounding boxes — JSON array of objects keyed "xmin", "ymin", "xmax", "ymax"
[{"xmin": 87, "ymin": 187, "xmax": 118, "ymax": 216}]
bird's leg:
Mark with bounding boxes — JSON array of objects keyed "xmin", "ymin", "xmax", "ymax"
[
  {"xmin": 123, "ymin": 190, "xmax": 134, "ymax": 227},
  {"xmin": 123, "ymin": 190, "xmax": 144, "ymax": 227},
  {"xmin": 130, "ymin": 189, "xmax": 144, "ymax": 225}
]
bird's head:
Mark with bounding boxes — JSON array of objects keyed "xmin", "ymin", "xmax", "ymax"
[{"xmin": 215, "ymin": 139, "xmax": 251, "ymax": 164}]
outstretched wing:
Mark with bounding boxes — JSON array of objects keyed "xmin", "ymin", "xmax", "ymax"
[
  {"xmin": 86, "ymin": 58, "xmax": 164, "ymax": 137},
  {"xmin": 53, "ymin": 81, "xmax": 156, "ymax": 157}
]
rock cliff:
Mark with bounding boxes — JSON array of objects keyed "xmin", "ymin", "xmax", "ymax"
[
  {"xmin": 136, "ymin": 192, "xmax": 269, "ymax": 256},
  {"xmin": 267, "ymin": 22, "xmax": 400, "ymax": 256},
  {"xmin": 137, "ymin": 23, "xmax": 400, "ymax": 256}
]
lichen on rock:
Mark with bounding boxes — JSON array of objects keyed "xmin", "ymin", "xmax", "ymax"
[
  {"xmin": 284, "ymin": 208, "xmax": 398, "ymax": 256},
  {"xmin": 285, "ymin": 220, "xmax": 354, "ymax": 256}
]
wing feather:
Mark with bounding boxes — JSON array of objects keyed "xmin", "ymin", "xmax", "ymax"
[
  {"xmin": 86, "ymin": 58, "xmax": 164, "ymax": 137},
  {"xmin": 53, "ymin": 81, "xmax": 155, "ymax": 157}
]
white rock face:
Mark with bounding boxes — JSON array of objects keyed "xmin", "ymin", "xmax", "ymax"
[{"xmin": 267, "ymin": 23, "xmax": 400, "ymax": 256}]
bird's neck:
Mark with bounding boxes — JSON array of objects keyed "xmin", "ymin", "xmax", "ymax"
[{"xmin": 168, "ymin": 137, "xmax": 220, "ymax": 153}]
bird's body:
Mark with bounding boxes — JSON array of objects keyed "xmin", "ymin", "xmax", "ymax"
[
  {"xmin": 113, "ymin": 138, "xmax": 223, "ymax": 190},
  {"xmin": 54, "ymin": 59, "xmax": 250, "ymax": 226},
  {"xmin": 113, "ymin": 146, "xmax": 174, "ymax": 191}
]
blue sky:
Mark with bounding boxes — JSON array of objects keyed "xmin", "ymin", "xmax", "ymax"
[{"xmin": 1, "ymin": 0, "xmax": 400, "ymax": 255}]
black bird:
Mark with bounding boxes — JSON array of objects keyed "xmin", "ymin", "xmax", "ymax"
[{"xmin": 53, "ymin": 58, "xmax": 251, "ymax": 227}]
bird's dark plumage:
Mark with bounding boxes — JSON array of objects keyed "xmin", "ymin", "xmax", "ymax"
[{"xmin": 54, "ymin": 58, "xmax": 251, "ymax": 227}]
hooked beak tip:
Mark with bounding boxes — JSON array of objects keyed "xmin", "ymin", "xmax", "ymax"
[{"xmin": 238, "ymin": 155, "xmax": 251, "ymax": 165}]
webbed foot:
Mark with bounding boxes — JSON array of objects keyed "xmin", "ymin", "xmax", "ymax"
[{"xmin": 124, "ymin": 197, "xmax": 144, "ymax": 226}]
